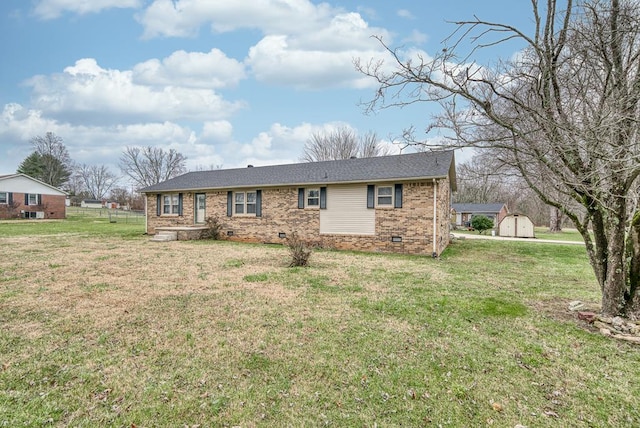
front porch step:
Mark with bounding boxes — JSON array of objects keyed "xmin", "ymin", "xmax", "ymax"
[{"xmin": 150, "ymin": 231, "xmax": 178, "ymax": 242}]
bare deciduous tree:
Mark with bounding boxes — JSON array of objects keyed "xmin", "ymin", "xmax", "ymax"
[
  {"xmin": 119, "ymin": 146, "xmax": 187, "ymax": 189},
  {"xmin": 76, "ymin": 164, "xmax": 119, "ymax": 200},
  {"xmin": 109, "ymin": 187, "xmax": 144, "ymax": 210},
  {"xmin": 455, "ymin": 154, "xmax": 572, "ymax": 229},
  {"xmin": 454, "ymin": 155, "xmax": 507, "ymax": 204},
  {"xmin": 301, "ymin": 127, "xmax": 391, "ymax": 162},
  {"xmin": 358, "ymin": 0, "xmax": 640, "ymax": 317}
]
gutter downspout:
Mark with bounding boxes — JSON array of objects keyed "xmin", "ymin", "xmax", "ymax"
[
  {"xmin": 144, "ymin": 194, "xmax": 148, "ymax": 235},
  {"xmin": 432, "ymin": 179, "xmax": 438, "ymax": 258}
]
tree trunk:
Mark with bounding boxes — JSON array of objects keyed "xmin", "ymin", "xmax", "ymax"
[
  {"xmin": 597, "ymin": 196, "xmax": 638, "ymax": 318},
  {"xmin": 549, "ymin": 206, "xmax": 562, "ymax": 232},
  {"xmin": 601, "ymin": 235, "xmax": 627, "ymax": 317},
  {"xmin": 624, "ymin": 212, "xmax": 640, "ymax": 319}
]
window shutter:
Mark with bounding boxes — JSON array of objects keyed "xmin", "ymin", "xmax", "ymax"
[
  {"xmin": 37, "ymin": 194, "xmax": 42, "ymax": 205},
  {"xmin": 156, "ymin": 194, "xmax": 161, "ymax": 216},
  {"xmin": 256, "ymin": 190, "xmax": 262, "ymax": 217},
  {"xmin": 320, "ymin": 187, "xmax": 327, "ymax": 209},
  {"xmin": 25, "ymin": 194, "xmax": 29, "ymax": 205},
  {"xmin": 8, "ymin": 193, "xmax": 13, "ymax": 204},
  {"xmin": 367, "ymin": 185, "xmax": 375, "ymax": 209},
  {"xmin": 298, "ymin": 188, "xmax": 305, "ymax": 209},
  {"xmin": 227, "ymin": 191, "xmax": 233, "ymax": 217},
  {"xmin": 178, "ymin": 193, "xmax": 183, "ymax": 215},
  {"xmin": 394, "ymin": 184, "xmax": 403, "ymax": 208}
]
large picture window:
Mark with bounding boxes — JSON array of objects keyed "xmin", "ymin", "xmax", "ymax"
[{"xmin": 0, "ymin": 192, "xmax": 6, "ymax": 204}]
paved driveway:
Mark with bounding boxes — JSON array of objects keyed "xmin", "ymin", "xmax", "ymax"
[{"xmin": 451, "ymin": 232, "xmax": 585, "ymax": 245}]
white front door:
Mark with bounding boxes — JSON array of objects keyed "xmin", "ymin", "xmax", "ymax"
[{"xmin": 195, "ymin": 193, "xmax": 206, "ymax": 223}]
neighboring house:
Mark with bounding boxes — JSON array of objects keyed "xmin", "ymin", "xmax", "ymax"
[
  {"xmin": 498, "ymin": 213, "xmax": 535, "ymax": 238},
  {"xmin": 81, "ymin": 199, "xmax": 104, "ymax": 209},
  {"xmin": 80, "ymin": 200, "xmax": 121, "ymax": 209},
  {"xmin": 0, "ymin": 173, "xmax": 67, "ymax": 219},
  {"xmin": 451, "ymin": 203, "xmax": 508, "ymax": 227},
  {"xmin": 140, "ymin": 151, "xmax": 457, "ymax": 256}
]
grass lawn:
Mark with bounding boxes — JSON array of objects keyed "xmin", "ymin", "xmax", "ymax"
[
  {"xmin": 533, "ymin": 227, "xmax": 587, "ymax": 242},
  {"xmin": 1, "ymin": 217, "xmax": 639, "ymax": 426}
]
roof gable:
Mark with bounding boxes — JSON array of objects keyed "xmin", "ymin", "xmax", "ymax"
[
  {"xmin": 141, "ymin": 150, "xmax": 456, "ymax": 193},
  {"xmin": 0, "ymin": 174, "xmax": 68, "ymax": 196}
]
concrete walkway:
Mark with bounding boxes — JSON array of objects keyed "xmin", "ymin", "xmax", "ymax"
[{"xmin": 451, "ymin": 232, "xmax": 585, "ymax": 245}]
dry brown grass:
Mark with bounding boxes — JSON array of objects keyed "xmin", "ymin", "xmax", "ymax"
[
  {"xmin": 3, "ymin": 232, "xmax": 639, "ymax": 427},
  {"xmin": 2, "ymin": 235, "xmax": 443, "ymax": 354}
]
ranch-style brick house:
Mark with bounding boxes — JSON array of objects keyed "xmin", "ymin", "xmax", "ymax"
[
  {"xmin": 0, "ymin": 173, "xmax": 68, "ymax": 219},
  {"xmin": 140, "ymin": 151, "xmax": 457, "ymax": 256}
]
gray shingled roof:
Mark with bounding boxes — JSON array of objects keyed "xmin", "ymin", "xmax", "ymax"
[
  {"xmin": 140, "ymin": 150, "xmax": 456, "ymax": 193},
  {"xmin": 452, "ymin": 203, "xmax": 506, "ymax": 213}
]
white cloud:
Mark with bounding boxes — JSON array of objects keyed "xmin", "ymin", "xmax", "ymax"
[
  {"xmin": 2, "ymin": 0, "xmax": 424, "ymax": 176},
  {"xmin": 136, "ymin": 1, "xmax": 393, "ymax": 90},
  {"xmin": 397, "ymin": 9, "xmax": 415, "ymax": 20},
  {"xmin": 201, "ymin": 121, "xmax": 234, "ymax": 142},
  {"xmin": 291, "ymin": 13, "xmax": 382, "ymax": 51},
  {"xmin": 132, "ymin": 49, "xmax": 246, "ymax": 89},
  {"xmin": 246, "ymin": 35, "xmax": 385, "ymax": 89},
  {"xmin": 25, "ymin": 58, "xmax": 244, "ymax": 124},
  {"xmin": 0, "ymin": 102, "xmax": 211, "ymax": 172},
  {"xmin": 403, "ymin": 30, "xmax": 428, "ymax": 45},
  {"xmin": 33, "ymin": 0, "xmax": 141, "ymax": 20},
  {"xmin": 218, "ymin": 122, "xmax": 318, "ymax": 167},
  {"xmin": 137, "ymin": 0, "xmax": 337, "ymax": 39}
]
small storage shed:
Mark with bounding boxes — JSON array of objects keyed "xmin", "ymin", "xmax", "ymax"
[
  {"xmin": 81, "ymin": 199, "xmax": 103, "ymax": 209},
  {"xmin": 498, "ymin": 214, "xmax": 535, "ymax": 238}
]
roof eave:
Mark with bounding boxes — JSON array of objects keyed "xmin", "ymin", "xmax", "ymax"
[{"xmin": 140, "ymin": 174, "xmax": 452, "ymax": 194}]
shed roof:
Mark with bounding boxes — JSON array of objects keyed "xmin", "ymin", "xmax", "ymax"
[
  {"xmin": 140, "ymin": 150, "xmax": 456, "ymax": 193},
  {"xmin": 452, "ymin": 203, "xmax": 506, "ymax": 213}
]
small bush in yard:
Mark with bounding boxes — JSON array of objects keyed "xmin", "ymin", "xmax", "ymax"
[
  {"xmin": 471, "ymin": 215, "xmax": 494, "ymax": 234},
  {"xmin": 200, "ymin": 215, "xmax": 224, "ymax": 240},
  {"xmin": 286, "ymin": 232, "xmax": 313, "ymax": 267}
]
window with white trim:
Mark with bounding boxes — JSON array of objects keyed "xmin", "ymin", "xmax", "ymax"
[
  {"xmin": 27, "ymin": 194, "xmax": 39, "ymax": 206},
  {"xmin": 376, "ymin": 186, "xmax": 393, "ymax": 206},
  {"xmin": 0, "ymin": 192, "xmax": 6, "ymax": 204},
  {"xmin": 163, "ymin": 194, "xmax": 180, "ymax": 214},
  {"xmin": 235, "ymin": 191, "xmax": 257, "ymax": 215},
  {"xmin": 307, "ymin": 189, "xmax": 320, "ymax": 207}
]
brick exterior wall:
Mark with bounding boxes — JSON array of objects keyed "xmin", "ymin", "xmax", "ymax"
[
  {"xmin": 0, "ymin": 193, "xmax": 66, "ymax": 219},
  {"xmin": 146, "ymin": 178, "xmax": 452, "ymax": 256}
]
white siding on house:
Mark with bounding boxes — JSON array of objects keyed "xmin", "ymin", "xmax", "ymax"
[
  {"xmin": 0, "ymin": 175, "xmax": 66, "ymax": 195},
  {"xmin": 320, "ymin": 185, "xmax": 375, "ymax": 235}
]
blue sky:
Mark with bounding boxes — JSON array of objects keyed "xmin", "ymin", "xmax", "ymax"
[{"xmin": 0, "ymin": 0, "xmax": 531, "ymax": 178}]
